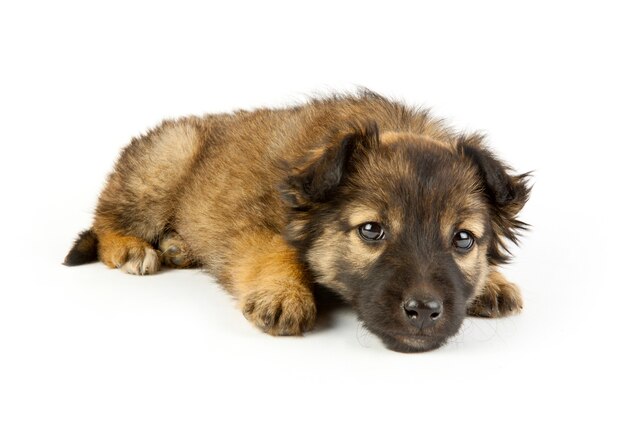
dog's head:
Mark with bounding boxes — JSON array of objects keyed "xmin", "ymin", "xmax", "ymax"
[{"xmin": 281, "ymin": 122, "xmax": 530, "ymax": 352}]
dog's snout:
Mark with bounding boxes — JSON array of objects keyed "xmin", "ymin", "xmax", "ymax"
[{"xmin": 403, "ymin": 298, "xmax": 443, "ymax": 328}]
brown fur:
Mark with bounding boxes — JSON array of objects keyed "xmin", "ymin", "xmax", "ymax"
[{"xmin": 65, "ymin": 90, "xmax": 530, "ymax": 352}]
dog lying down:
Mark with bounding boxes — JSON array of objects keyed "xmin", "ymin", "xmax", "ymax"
[{"xmin": 65, "ymin": 91, "xmax": 530, "ymax": 352}]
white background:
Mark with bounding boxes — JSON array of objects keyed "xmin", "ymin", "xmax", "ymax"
[{"xmin": 1, "ymin": 1, "xmax": 624, "ymax": 431}]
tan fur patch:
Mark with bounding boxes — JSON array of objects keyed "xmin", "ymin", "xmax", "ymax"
[
  {"xmin": 457, "ymin": 218, "xmax": 486, "ymax": 239},
  {"xmin": 453, "ymin": 244, "xmax": 481, "ymax": 277},
  {"xmin": 453, "ymin": 243, "xmax": 489, "ymax": 301},
  {"xmin": 347, "ymin": 231, "xmax": 386, "ymax": 265},
  {"xmin": 439, "ymin": 193, "xmax": 486, "ymax": 237},
  {"xmin": 347, "ymin": 205, "xmax": 403, "ymax": 235},
  {"xmin": 379, "ymin": 131, "xmax": 422, "ymax": 144},
  {"xmin": 127, "ymin": 123, "xmax": 200, "ymax": 196},
  {"xmin": 306, "ymin": 223, "xmax": 386, "ymax": 301},
  {"xmin": 347, "ymin": 207, "xmax": 381, "ymax": 228},
  {"xmin": 380, "ymin": 131, "xmax": 451, "ymax": 150},
  {"xmin": 306, "ymin": 232, "xmax": 346, "ymax": 294}
]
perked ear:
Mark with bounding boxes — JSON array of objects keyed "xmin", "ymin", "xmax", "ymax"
[
  {"xmin": 457, "ymin": 134, "xmax": 532, "ymax": 264},
  {"xmin": 281, "ymin": 121, "xmax": 379, "ymax": 208}
]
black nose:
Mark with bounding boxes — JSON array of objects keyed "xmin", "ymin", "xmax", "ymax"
[{"xmin": 403, "ymin": 299, "xmax": 443, "ymax": 329}]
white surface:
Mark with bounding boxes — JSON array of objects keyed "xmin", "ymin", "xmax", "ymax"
[{"xmin": 1, "ymin": 1, "xmax": 624, "ymax": 431}]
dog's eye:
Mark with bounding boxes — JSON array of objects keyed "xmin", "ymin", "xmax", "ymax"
[
  {"xmin": 453, "ymin": 230, "xmax": 474, "ymax": 251},
  {"xmin": 358, "ymin": 222, "xmax": 385, "ymax": 241}
]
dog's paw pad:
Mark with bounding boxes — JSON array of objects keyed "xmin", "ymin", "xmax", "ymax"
[
  {"xmin": 468, "ymin": 276, "xmax": 523, "ymax": 318},
  {"xmin": 242, "ymin": 288, "xmax": 316, "ymax": 336}
]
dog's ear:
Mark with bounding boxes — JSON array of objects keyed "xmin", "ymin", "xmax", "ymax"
[
  {"xmin": 281, "ymin": 121, "xmax": 379, "ymax": 207},
  {"xmin": 457, "ymin": 134, "xmax": 531, "ymax": 264}
]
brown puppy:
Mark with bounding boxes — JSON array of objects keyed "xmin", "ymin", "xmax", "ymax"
[{"xmin": 65, "ymin": 91, "xmax": 530, "ymax": 352}]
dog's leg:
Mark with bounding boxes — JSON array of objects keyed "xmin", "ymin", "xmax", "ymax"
[
  {"xmin": 84, "ymin": 120, "xmax": 204, "ymax": 275},
  {"xmin": 226, "ymin": 231, "xmax": 316, "ymax": 336},
  {"xmin": 467, "ymin": 268, "xmax": 523, "ymax": 317}
]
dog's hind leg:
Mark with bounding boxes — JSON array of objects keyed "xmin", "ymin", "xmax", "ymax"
[
  {"xmin": 467, "ymin": 268, "xmax": 523, "ymax": 317},
  {"xmin": 65, "ymin": 118, "xmax": 204, "ymax": 275}
]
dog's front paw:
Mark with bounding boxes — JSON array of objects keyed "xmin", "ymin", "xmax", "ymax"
[
  {"xmin": 467, "ymin": 271, "xmax": 523, "ymax": 318},
  {"xmin": 241, "ymin": 285, "xmax": 317, "ymax": 336}
]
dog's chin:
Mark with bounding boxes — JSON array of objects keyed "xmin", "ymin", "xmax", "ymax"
[
  {"xmin": 379, "ymin": 333, "xmax": 449, "ymax": 353},
  {"xmin": 365, "ymin": 322, "xmax": 454, "ymax": 353}
]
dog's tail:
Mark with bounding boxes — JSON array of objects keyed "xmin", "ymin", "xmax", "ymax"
[{"xmin": 64, "ymin": 229, "xmax": 99, "ymax": 266}]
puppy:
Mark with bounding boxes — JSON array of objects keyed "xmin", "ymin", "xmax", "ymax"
[{"xmin": 65, "ymin": 91, "xmax": 530, "ymax": 352}]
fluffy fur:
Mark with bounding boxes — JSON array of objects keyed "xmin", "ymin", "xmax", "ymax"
[{"xmin": 65, "ymin": 90, "xmax": 530, "ymax": 352}]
